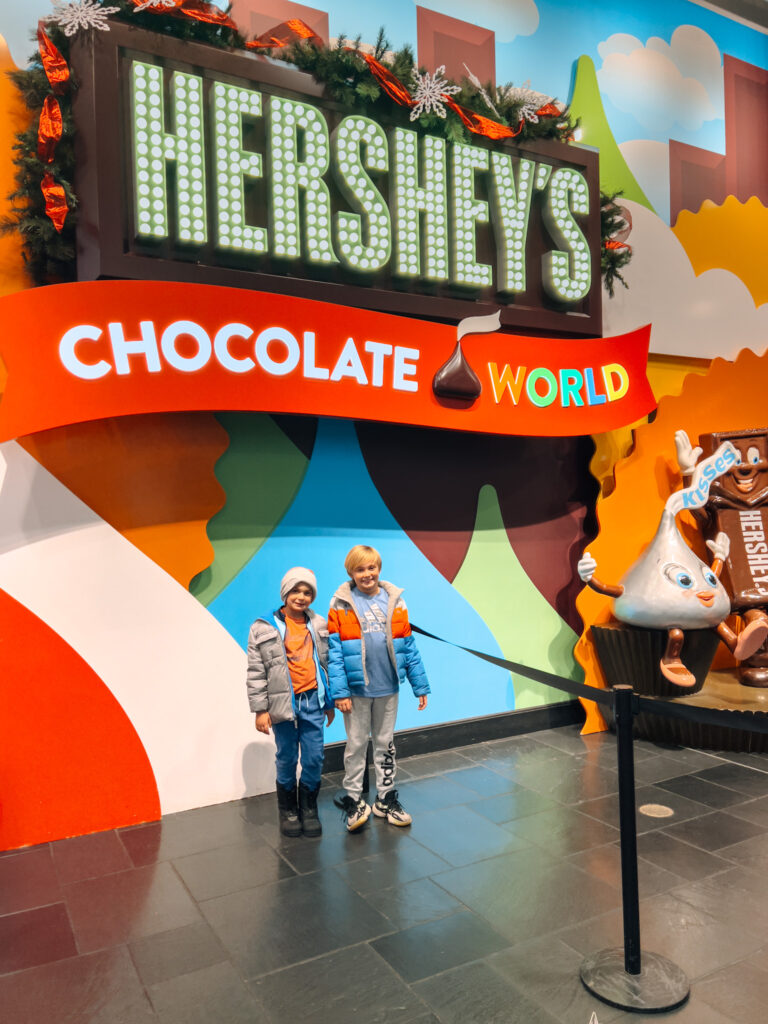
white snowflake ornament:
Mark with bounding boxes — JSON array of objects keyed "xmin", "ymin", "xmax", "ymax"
[
  {"xmin": 409, "ymin": 65, "xmax": 460, "ymax": 121},
  {"xmin": 133, "ymin": 0, "xmax": 179, "ymax": 10},
  {"xmin": 499, "ymin": 83, "xmax": 553, "ymax": 124},
  {"xmin": 50, "ymin": 0, "xmax": 121, "ymax": 37}
]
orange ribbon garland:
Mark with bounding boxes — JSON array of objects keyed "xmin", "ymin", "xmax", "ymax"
[
  {"xmin": 244, "ymin": 25, "xmax": 563, "ymax": 144},
  {"xmin": 356, "ymin": 52, "xmax": 415, "ymax": 107},
  {"xmin": 41, "ymin": 173, "xmax": 68, "ymax": 233},
  {"xmin": 246, "ymin": 17, "xmax": 322, "ymax": 50},
  {"xmin": 443, "ymin": 96, "xmax": 522, "ymax": 139},
  {"xmin": 178, "ymin": 0, "xmax": 238, "ymax": 28},
  {"xmin": 36, "ymin": 24, "xmax": 71, "ymax": 231},
  {"xmin": 37, "ymin": 23, "xmax": 70, "ymax": 95},
  {"xmin": 359, "ymin": 53, "xmax": 532, "ymax": 142},
  {"xmin": 130, "ymin": 0, "xmax": 237, "ymax": 29},
  {"xmin": 37, "ymin": 95, "xmax": 63, "ymax": 164}
]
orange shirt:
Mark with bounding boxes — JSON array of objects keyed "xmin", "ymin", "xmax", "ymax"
[{"xmin": 284, "ymin": 615, "xmax": 317, "ymax": 694}]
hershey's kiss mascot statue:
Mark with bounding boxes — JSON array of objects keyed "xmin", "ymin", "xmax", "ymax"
[{"xmin": 578, "ymin": 438, "xmax": 768, "ymax": 688}]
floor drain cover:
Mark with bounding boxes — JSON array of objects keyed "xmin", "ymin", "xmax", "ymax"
[{"xmin": 638, "ymin": 803, "xmax": 674, "ymax": 818}]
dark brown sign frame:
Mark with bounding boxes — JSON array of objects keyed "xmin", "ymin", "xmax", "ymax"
[{"xmin": 71, "ymin": 23, "xmax": 602, "ymax": 338}]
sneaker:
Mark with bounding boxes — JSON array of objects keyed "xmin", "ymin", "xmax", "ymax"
[
  {"xmin": 334, "ymin": 794, "xmax": 371, "ymax": 832},
  {"xmin": 372, "ymin": 789, "xmax": 412, "ymax": 826}
]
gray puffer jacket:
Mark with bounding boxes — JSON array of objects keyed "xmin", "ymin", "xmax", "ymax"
[{"xmin": 246, "ymin": 609, "xmax": 330, "ymax": 724}]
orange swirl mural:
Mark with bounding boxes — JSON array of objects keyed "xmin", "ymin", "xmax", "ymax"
[
  {"xmin": 19, "ymin": 412, "xmax": 229, "ymax": 589},
  {"xmin": 576, "ymin": 346, "xmax": 768, "ymax": 732},
  {"xmin": 673, "ymin": 197, "xmax": 768, "ymax": 309},
  {"xmin": 0, "ymin": 589, "xmax": 160, "ymax": 849}
]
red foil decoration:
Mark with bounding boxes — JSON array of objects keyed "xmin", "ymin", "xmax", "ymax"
[
  {"xmin": 534, "ymin": 102, "xmax": 561, "ymax": 118},
  {"xmin": 358, "ymin": 52, "xmax": 414, "ymax": 108},
  {"xmin": 37, "ymin": 96, "xmax": 63, "ymax": 164},
  {"xmin": 443, "ymin": 97, "xmax": 521, "ymax": 139},
  {"xmin": 41, "ymin": 172, "xmax": 68, "ymax": 232},
  {"xmin": 246, "ymin": 17, "xmax": 322, "ymax": 49},
  {"xmin": 37, "ymin": 22, "xmax": 70, "ymax": 96},
  {"xmin": 179, "ymin": 0, "xmax": 238, "ymax": 28},
  {"xmin": 131, "ymin": 0, "xmax": 236, "ymax": 27}
]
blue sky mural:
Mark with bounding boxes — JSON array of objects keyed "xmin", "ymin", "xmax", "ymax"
[
  {"xmin": 5, "ymin": 0, "xmax": 765, "ymax": 227},
  {"xmin": 208, "ymin": 418, "xmax": 515, "ymax": 742}
]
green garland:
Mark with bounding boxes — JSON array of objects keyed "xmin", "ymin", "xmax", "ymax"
[
  {"xmin": 6, "ymin": 20, "xmax": 77, "ymax": 285},
  {"xmin": 279, "ymin": 28, "xmax": 575, "ymax": 145},
  {"xmin": 600, "ymin": 192, "xmax": 632, "ymax": 298},
  {"xmin": 4, "ymin": 3, "xmax": 630, "ymax": 294}
]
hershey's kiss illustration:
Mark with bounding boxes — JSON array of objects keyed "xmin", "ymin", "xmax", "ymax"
[
  {"xmin": 432, "ymin": 310, "xmax": 501, "ymax": 403},
  {"xmin": 578, "ymin": 438, "xmax": 768, "ymax": 687}
]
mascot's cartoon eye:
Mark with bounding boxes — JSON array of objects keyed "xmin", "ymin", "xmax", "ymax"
[
  {"xmin": 663, "ymin": 563, "xmax": 694, "ymax": 589},
  {"xmin": 747, "ymin": 446, "xmax": 761, "ymax": 465},
  {"xmin": 703, "ymin": 569, "xmax": 718, "ymax": 588}
]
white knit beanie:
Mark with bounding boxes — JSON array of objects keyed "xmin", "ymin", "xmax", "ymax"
[{"xmin": 280, "ymin": 567, "xmax": 317, "ymax": 603}]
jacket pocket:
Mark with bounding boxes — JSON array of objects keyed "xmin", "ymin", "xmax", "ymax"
[{"xmin": 252, "ymin": 634, "xmax": 282, "ymax": 665}]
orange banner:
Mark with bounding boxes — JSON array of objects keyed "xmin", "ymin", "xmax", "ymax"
[{"xmin": 0, "ymin": 281, "xmax": 654, "ymax": 440}]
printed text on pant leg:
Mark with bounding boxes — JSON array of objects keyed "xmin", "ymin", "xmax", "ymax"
[{"xmin": 380, "ymin": 740, "xmax": 395, "ymax": 791}]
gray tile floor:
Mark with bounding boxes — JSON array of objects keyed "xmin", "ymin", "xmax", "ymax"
[{"xmin": 3, "ymin": 725, "xmax": 768, "ymax": 1022}]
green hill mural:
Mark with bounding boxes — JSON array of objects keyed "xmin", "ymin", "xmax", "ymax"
[
  {"xmin": 452, "ymin": 484, "xmax": 582, "ymax": 710},
  {"xmin": 190, "ymin": 413, "xmax": 309, "ymax": 605},
  {"xmin": 570, "ymin": 55, "xmax": 655, "ymax": 212}
]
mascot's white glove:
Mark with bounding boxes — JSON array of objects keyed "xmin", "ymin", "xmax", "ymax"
[
  {"xmin": 577, "ymin": 553, "xmax": 597, "ymax": 582},
  {"xmin": 706, "ymin": 532, "xmax": 730, "ymax": 563},
  {"xmin": 674, "ymin": 429, "xmax": 702, "ymax": 476}
]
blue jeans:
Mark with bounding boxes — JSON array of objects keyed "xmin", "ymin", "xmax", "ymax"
[{"xmin": 272, "ymin": 688, "xmax": 325, "ymax": 790}]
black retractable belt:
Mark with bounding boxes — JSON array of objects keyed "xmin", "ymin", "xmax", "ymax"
[
  {"xmin": 410, "ymin": 623, "xmax": 768, "ymax": 734},
  {"xmin": 408, "ymin": 624, "xmax": 768, "ymax": 1012}
]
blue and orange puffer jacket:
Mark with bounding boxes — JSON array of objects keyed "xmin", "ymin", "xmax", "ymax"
[{"xmin": 327, "ymin": 580, "xmax": 430, "ymax": 699}]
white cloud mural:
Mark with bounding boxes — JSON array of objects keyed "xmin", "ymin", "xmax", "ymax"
[
  {"xmin": 423, "ymin": 0, "xmax": 538, "ymax": 42},
  {"xmin": 603, "ymin": 200, "xmax": 768, "ymax": 360},
  {"xmin": 597, "ymin": 24, "xmax": 724, "ymax": 134}
]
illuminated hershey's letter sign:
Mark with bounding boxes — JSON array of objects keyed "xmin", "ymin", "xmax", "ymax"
[
  {"xmin": 69, "ymin": 26, "xmax": 601, "ymax": 334},
  {"xmin": 130, "ymin": 61, "xmax": 591, "ymax": 304}
]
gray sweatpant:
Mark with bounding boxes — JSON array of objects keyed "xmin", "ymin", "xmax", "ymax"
[{"xmin": 342, "ymin": 693, "xmax": 399, "ymax": 800}]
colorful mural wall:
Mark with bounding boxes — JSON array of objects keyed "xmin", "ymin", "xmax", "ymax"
[{"xmin": 0, "ymin": 0, "xmax": 766, "ymax": 850}]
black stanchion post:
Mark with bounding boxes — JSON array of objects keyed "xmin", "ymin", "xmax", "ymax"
[
  {"xmin": 579, "ymin": 684, "xmax": 690, "ymax": 1013},
  {"xmin": 615, "ymin": 684, "xmax": 641, "ymax": 975}
]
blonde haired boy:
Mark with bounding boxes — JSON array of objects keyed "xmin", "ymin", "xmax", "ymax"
[{"xmin": 328, "ymin": 545, "xmax": 430, "ymax": 831}]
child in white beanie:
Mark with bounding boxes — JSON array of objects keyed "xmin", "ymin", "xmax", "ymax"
[{"xmin": 246, "ymin": 568, "xmax": 334, "ymax": 837}]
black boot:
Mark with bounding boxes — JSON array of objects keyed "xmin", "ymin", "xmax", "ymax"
[
  {"xmin": 276, "ymin": 782, "xmax": 302, "ymax": 837},
  {"xmin": 298, "ymin": 782, "xmax": 322, "ymax": 837}
]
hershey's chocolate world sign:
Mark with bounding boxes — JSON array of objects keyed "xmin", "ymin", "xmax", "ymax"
[{"xmin": 70, "ymin": 24, "xmax": 602, "ymax": 337}]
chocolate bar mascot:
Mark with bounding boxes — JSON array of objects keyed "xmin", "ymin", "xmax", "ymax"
[{"xmin": 676, "ymin": 428, "xmax": 768, "ymax": 687}]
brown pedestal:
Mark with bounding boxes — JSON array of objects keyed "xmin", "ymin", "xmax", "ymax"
[
  {"xmin": 634, "ymin": 670, "xmax": 768, "ymax": 753},
  {"xmin": 590, "ymin": 622, "xmax": 720, "ymax": 698},
  {"xmin": 590, "ymin": 623, "xmax": 768, "ymax": 751}
]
